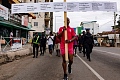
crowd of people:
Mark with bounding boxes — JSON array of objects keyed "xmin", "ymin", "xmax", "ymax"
[{"xmin": 31, "ymin": 17, "xmax": 94, "ymax": 80}]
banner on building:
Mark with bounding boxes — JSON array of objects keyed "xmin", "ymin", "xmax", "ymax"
[
  {"xmin": 11, "ymin": 2, "xmax": 117, "ymax": 14},
  {"xmin": 22, "ymin": 15, "xmax": 28, "ymax": 27},
  {"xmin": 0, "ymin": 4, "xmax": 8, "ymax": 20}
]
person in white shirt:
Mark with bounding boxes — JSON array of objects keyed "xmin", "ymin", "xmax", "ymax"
[
  {"xmin": 47, "ymin": 32, "xmax": 54, "ymax": 56},
  {"xmin": 10, "ymin": 31, "xmax": 13, "ymax": 46}
]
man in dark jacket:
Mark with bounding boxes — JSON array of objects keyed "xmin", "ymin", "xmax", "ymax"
[
  {"xmin": 83, "ymin": 29, "xmax": 94, "ymax": 61},
  {"xmin": 78, "ymin": 34, "xmax": 82, "ymax": 53},
  {"xmin": 81, "ymin": 31, "xmax": 86, "ymax": 57},
  {"xmin": 32, "ymin": 33, "xmax": 40, "ymax": 58},
  {"xmin": 40, "ymin": 32, "xmax": 47, "ymax": 56}
]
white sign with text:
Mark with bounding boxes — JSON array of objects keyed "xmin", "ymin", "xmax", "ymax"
[{"xmin": 11, "ymin": 2, "xmax": 117, "ymax": 14}]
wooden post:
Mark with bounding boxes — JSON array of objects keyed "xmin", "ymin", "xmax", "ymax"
[{"xmin": 64, "ymin": 0, "xmax": 68, "ymax": 61}]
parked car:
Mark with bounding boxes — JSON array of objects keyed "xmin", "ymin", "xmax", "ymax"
[{"xmin": 94, "ymin": 40, "xmax": 100, "ymax": 46}]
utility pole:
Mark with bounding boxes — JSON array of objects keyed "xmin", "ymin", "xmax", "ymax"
[
  {"xmin": 50, "ymin": 0, "xmax": 53, "ymax": 32},
  {"xmin": 114, "ymin": 12, "xmax": 117, "ymax": 47}
]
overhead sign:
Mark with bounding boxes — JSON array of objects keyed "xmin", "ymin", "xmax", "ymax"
[
  {"xmin": 11, "ymin": 2, "xmax": 117, "ymax": 14},
  {"xmin": 54, "ymin": 2, "xmax": 66, "ymax": 12}
]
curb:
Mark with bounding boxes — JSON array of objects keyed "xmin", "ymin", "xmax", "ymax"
[{"xmin": 0, "ymin": 46, "xmax": 32, "ymax": 64}]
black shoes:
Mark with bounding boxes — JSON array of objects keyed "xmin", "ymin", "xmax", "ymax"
[
  {"xmin": 68, "ymin": 64, "xmax": 72, "ymax": 74},
  {"xmin": 63, "ymin": 74, "xmax": 68, "ymax": 80},
  {"xmin": 40, "ymin": 53, "xmax": 44, "ymax": 56},
  {"xmin": 89, "ymin": 58, "xmax": 91, "ymax": 61},
  {"xmin": 33, "ymin": 56, "xmax": 38, "ymax": 58}
]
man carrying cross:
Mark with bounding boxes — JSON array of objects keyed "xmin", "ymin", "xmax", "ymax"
[{"xmin": 58, "ymin": 17, "xmax": 76, "ymax": 80}]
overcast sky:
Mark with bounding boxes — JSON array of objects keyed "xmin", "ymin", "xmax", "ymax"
[{"xmin": 53, "ymin": 0, "xmax": 120, "ymax": 33}]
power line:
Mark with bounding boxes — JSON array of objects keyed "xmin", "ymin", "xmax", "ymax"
[{"xmin": 100, "ymin": 20, "xmax": 114, "ymax": 27}]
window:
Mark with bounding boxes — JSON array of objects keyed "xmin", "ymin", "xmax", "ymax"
[{"xmin": 34, "ymin": 22, "xmax": 38, "ymax": 26}]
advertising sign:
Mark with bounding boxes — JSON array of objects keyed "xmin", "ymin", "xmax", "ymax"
[{"xmin": 0, "ymin": 4, "xmax": 8, "ymax": 20}]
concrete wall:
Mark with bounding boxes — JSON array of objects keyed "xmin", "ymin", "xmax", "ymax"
[
  {"xmin": 0, "ymin": 45, "xmax": 32, "ymax": 64},
  {"xmin": 23, "ymin": 0, "xmax": 45, "ymax": 38},
  {"xmin": 31, "ymin": 17, "xmax": 45, "ymax": 32}
]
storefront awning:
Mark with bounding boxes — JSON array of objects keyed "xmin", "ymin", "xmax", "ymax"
[{"xmin": 0, "ymin": 21, "xmax": 35, "ymax": 31}]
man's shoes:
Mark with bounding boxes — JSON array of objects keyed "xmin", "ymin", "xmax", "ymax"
[
  {"xmin": 74, "ymin": 54, "xmax": 76, "ymax": 57},
  {"xmin": 58, "ymin": 55, "xmax": 60, "ymax": 57},
  {"xmin": 33, "ymin": 56, "xmax": 35, "ymax": 58},
  {"xmin": 49, "ymin": 54, "xmax": 52, "ymax": 57},
  {"xmin": 89, "ymin": 58, "xmax": 91, "ymax": 61},
  {"xmin": 36, "ymin": 56, "xmax": 38, "ymax": 58},
  {"xmin": 63, "ymin": 74, "xmax": 68, "ymax": 80},
  {"xmin": 68, "ymin": 64, "xmax": 72, "ymax": 74}
]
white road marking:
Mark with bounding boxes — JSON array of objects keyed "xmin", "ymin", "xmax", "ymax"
[
  {"xmin": 93, "ymin": 49, "xmax": 120, "ymax": 57},
  {"xmin": 77, "ymin": 54, "xmax": 105, "ymax": 80}
]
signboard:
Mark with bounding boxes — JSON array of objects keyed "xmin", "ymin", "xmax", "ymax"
[
  {"xmin": 39, "ymin": 2, "xmax": 53, "ymax": 12},
  {"xmin": 11, "ymin": 2, "xmax": 117, "ymax": 14},
  {"xmin": 54, "ymin": 2, "xmax": 66, "ymax": 12},
  {"xmin": 67, "ymin": 2, "xmax": 79, "ymax": 12},
  {"xmin": 78, "ymin": 2, "xmax": 92, "ymax": 11},
  {"xmin": 0, "ymin": 4, "xmax": 8, "ymax": 20}
]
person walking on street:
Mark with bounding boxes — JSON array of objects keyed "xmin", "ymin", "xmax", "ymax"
[
  {"xmin": 10, "ymin": 31, "xmax": 13, "ymax": 46},
  {"xmin": 83, "ymin": 29, "xmax": 94, "ymax": 61},
  {"xmin": 81, "ymin": 31, "xmax": 86, "ymax": 57},
  {"xmin": 55, "ymin": 32, "xmax": 61, "ymax": 57},
  {"xmin": 73, "ymin": 35, "xmax": 78, "ymax": 57},
  {"xmin": 53, "ymin": 34, "xmax": 56, "ymax": 52},
  {"xmin": 32, "ymin": 33, "xmax": 40, "ymax": 58},
  {"xmin": 57, "ymin": 17, "xmax": 76, "ymax": 80},
  {"xmin": 78, "ymin": 34, "xmax": 82, "ymax": 53},
  {"xmin": 40, "ymin": 32, "xmax": 47, "ymax": 56},
  {"xmin": 47, "ymin": 32, "xmax": 54, "ymax": 56}
]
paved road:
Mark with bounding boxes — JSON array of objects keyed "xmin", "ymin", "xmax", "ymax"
[
  {"xmin": 78, "ymin": 47, "xmax": 120, "ymax": 80},
  {"xmin": 0, "ymin": 47, "xmax": 120, "ymax": 80}
]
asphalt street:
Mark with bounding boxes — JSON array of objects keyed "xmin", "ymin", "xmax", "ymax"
[{"xmin": 0, "ymin": 47, "xmax": 120, "ymax": 80}]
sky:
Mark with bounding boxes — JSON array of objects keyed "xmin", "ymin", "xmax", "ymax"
[{"xmin": 53, "ymin": 0, "xmax": 120, "ymax": 33}]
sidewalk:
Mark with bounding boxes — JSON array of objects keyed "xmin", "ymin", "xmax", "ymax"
[{"xmin": 0, "ymin": 44, "xmax": 32, "ymax": 64}]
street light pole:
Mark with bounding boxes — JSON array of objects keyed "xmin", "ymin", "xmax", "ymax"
[
  {"xmin": 114, "ymin": 12, "xmax": 117, "ymax": 47},
  {"xmin": 55, "ymin": 16, "xmax": 61, "ymax": 32}
]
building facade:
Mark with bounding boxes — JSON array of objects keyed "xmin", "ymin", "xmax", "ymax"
[
  {"xmin": 0, "ymin": 0, "xmax": 35, "ymax": 41},
  {"xmin": 23, "ymin": 0, "xmax": 52, "ymax": 36},
  {"xmin": 81, "ymin": 21, "xmax": 99, "ymax": 35},
  {"xmin": 0, "ymin": 0, "xmax": 53, "ymax": 43}
]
